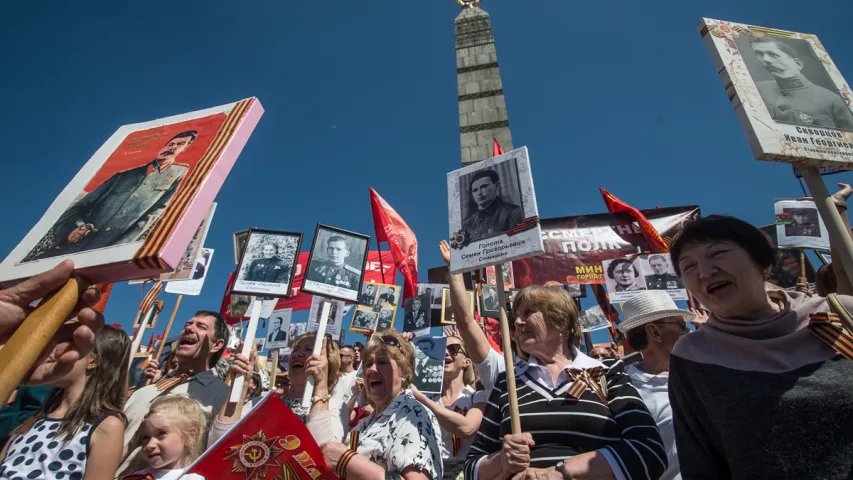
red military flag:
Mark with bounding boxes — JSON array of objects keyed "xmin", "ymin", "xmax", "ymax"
[
  {"xmin": 493, "ymin": 138, "xmax": 504, "ymax": 156},
  {"xmin": 370, "ymin": 188, "xmax": 419, "ymax": 300},
  {"xmin": 600, "ymin": 188, "xmax": 669, "ymax": 253},
  {"xmin": 185, "ymin": 393, "xmax": 336, "ymax": 480}
]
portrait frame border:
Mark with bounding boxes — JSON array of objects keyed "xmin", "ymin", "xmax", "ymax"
[
  {"xmin": 229, "ymin": 228, "xmax": 303, "ymax": 298},
  {"xmin": 301, "ymin": 224, "xmax": 371, "ymax": 304}
]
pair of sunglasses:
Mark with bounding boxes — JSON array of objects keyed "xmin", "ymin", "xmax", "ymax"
[
  {"xmin": 376, "ymin": 335, "xmax": 401, "ymax": 348},
  {"xmin": 446, "ymin": 344, "xmax": 467, "ymax": 357}
]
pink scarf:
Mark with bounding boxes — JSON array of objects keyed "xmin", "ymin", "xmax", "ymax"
[{"xmin": 671, "ymin": 290, "xmax": 839, "ymax": 373}]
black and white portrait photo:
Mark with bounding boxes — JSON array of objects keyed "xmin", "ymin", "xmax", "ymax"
[
  {"xmin": 376, "ymin": 308, "xmax": 395, "ymax": 331},
  {"xmin": 579, "ymin": 306, "xmax": 611, "ymax": 333},
  {"xmin": 403, "ymin": 294, "xmax": 431, "ymax": 336},
  {"xmin": 164, "ymin": 247, "xmax": 215, "ymax": 297},
  {"xmin": 480, "ymin": 285, "xmax": 500, "ymax": 318},
  {"xmin": 736, "ymin": 35, "xmax": 853, "ymax": 131},
  {"xmin": 359, "ymin": 283, "xmax": 378, "ymax": 306},
  {"xmin": 302, "ymin": 224, "xmax": 370, "ymax": 303},
  {"xmin": 351, "ymin": 310, "xmax": 378, "ymax": 332},
  {"xmin": 775, "ymin": 199, "xmax": 830, "ymax": 250},
  {"xmin": 417, "ymin": 283, "xmax": 447, "ymax": 311},
  {"xmin": 232, "ymin": 229, "xmax": 301, "ymax": 297},
  {"xmin": 411, "ymin": 336, "xmax": 447, "ymax": 395},
  {"xmin": 457, "ymin": 158, "xmax": 525, "ymax": 243},
  {"xmin": 605, "ymin": 258, "xmax": 647, "ymax": 293},
  {"xmin": 266, "ymin": 308, "xmax": 293, "ymax": 349},
  {"xmin": 307, "ymin": 296, "xmax": 344, "ymax": 338},
  {"xmin": 642, "ymin": 254, "xmax": 684, "ymax": 291},
  {"xmin": 377, "ymin": 285, "xmax": 400, "ymax": 306}
]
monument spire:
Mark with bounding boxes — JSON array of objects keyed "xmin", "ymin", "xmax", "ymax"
[{"xmin": 455, "ymin": 1, "xmax": 513, "ymax": 165}]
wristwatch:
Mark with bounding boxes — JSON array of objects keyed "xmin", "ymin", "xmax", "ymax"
[{"xmin": 554, "ymin": 460, "xmax": 574, "ymax": 480}]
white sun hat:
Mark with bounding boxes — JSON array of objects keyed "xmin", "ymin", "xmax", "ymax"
[{"xmin": 616, "ymin": 290, "xmax": 696, "ymax": 334}]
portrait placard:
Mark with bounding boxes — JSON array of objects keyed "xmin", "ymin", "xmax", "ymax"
[
  {"xmin": 486, "ymin": 262, "xmax": 514, "ymax": 290},
  {"xmin": 479, "ymin": 284, "xmax": 501, "ymax": 319},
  {"xmin": 254, "ymin": 338, "xmax": 266, "ymax": 353},
  {"xmin": 447, "ymin": 147, "xmax": 544, "ymax": 274},
  {"xmin": 352, "ymin": 282, "xmax": 401, "ymax": 333},
  {"xmin": 402, "ymin": 294, "xmax": 431, "ymax": 337},
  {"xmin": 580, "ymin": 305, "xmax": 611, "ymax": 333},
  {"xmin": 411, "ymin": 336, "xmax": 447, "ymax": 395},
  {"xmin": 417, "ymin": 283, "xmax": 447, "ymax": 311},
  {"xmin": 0, "ymin": 98, "xmax": 263, "ymax": 286},
  {"xmin": 602, "ymin": 254, "xmax": 687, "ymax": 303},
  {"xmin": 232, "ymin": 229, "xmax": 302, "ymax": 297},
  {"xmin": 164, "ymin": 248, "xmax": 214, "ymax": 296},
  {"xmin": 699, "ymin": 18, "xmax": 853, "ymax": 168},
  {"xmin": 774, "ymin": 199, "xmax": 830, "ymax": 250},
  {"xmin": 440, "ymin": 288, "xmax": 475, "ymax": 325},
  {"xmin": 350, "ymin": 309, "xmax": 378, "ymax": 334},
  {"xmin": 243, "ymin": 297, "xmax": 278, "ymax": 319},
  {"xmin": 302, "ymin": 224, "xmax": 370, "ymax": 303},
  {"xmin": 307, "ymin": 295, "xmax": 344, "ymax": 338},
  {"xmin": 265, "ymin": 308, "xmax": 293, "ymax": 349},
  {"xmin": 232, "ymin": 229, "xmax": 250, "ymax": 266}
]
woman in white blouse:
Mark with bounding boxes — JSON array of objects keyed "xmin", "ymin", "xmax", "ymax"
[{"xmin": 321, "ymin": 330, "xmax": 443, "ymax": 480}]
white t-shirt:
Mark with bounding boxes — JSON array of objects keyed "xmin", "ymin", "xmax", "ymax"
[
  {"xmin": 427, "ymin": 386, "xmax": 488, "ymax": 462},
  {"xmin": 626, "ymin": 364, "xmax": 681, "ymax": 480},
  {"xmin": 131, "ymin": 467, "xmax": 205, "ymax": 480},
  {"xmin": 474, "ymin": 348, "xmax": 527, "ymax": 393}
]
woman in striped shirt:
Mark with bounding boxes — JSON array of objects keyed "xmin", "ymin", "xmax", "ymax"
[{"xmin": 464, "ymin": 285, "xmax": 666, "ymax": 480}]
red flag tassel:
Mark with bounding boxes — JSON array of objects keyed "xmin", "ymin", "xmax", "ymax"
[{"xmin": 493, "ymin": 138, "xmax": 504, "ymax": 156}]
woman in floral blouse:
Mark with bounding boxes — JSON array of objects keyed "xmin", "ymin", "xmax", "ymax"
[{"xmin": 321, "ymin": 330, "xmax": 443, "ymax": 480}]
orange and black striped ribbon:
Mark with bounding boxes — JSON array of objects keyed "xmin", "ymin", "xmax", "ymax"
[
  {"xmin": 155, "ymin": 372, "xmax": 190, "ymax": 392},
  {"xmin": 506, "ymin": 216, "xmax": 540, "ymax": 237},
  {"xmin": 133, "ymin": 98, "xmax": 255, "ymax": 269},
  {"xmin": 451, "ymin": 434, "xmax": 461, "ymax": 457},
  {"xmin": 809, "ymin": 312, "xmax": 853, "ymax": 362},
  {"xmin": 349, "ymin": 431, "xmax": 360, "ymax": 450},
  {"xmin": 279, "ymin": 460, "xmax": 301, "ymax": 480},
  {"xmin": 119, "ymin": 475, "xmax": 154, "ymax": 480},
  {"xmin": 139, "ymin": 280, "xmax": 163, "ymax": 316},
  {"xmin": 567, "ymin": 367, "xmax": 606, "ymax": 402}
]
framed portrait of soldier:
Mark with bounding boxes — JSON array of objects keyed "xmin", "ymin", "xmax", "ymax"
[
  {"xmin": 302, "ymin": 224, "xmax": 370, "ymax": 303},
  {"xmin": 350, "ymin": 309, "xmax": 378, "ymax": 334},
  {"xmin": 232, "ymin": 229, "xmax": 302, "ymax": 297},
  {"xmin": 403, "ymin": 294, "xmax": 431, "ymax": 337},
  {"xmin": 358, "ymin": 283, "xmax": 379, "ymax": 306},
  {"xmin": 417, "ymin": 283, "xmax": 447, "ymax": 311},
  {"xmin": 479, "ymin": 285, "xmax": 500, "ymax": 319},
  {"xmin": 376, "ymin": 284, "xmax": 400, "ymax": 307},
  {"xmin": 233, "ymin": 229, "xmax": 250, "ymax": 265},
  {"xmin": 602, "ymin": 256, "xmax": 687, "ymax": 303},
  {"xmin": 440, "ymin": 288, "xmax": 475, "ymax": 325},
  {"xmin": 447, "ymin": 147, "xmax": 544, "ymax": 274},
  {"xmin": 230, "ymin": 293, "xmax": 251, "ymax": 318},
  {"xmin": 0, "ymin": 98, "xmax": 263, "ymax": 286},
  {"xmin": 254, "ymin": 338, "xmax": 266, "ymax": 353},
  {"xmin": 266, "ymin": 308, "xmax": 293, "ymax": 349},
  {"xmin": 775, "ymin": 199, "xmax": 830, "ymax": 250},
  {"xmin": 411, "ymin": 336, "xmax": 447, "ymax": 395},
  {"xmin": 375, "ymin": 307, "xmax": 396, "ymax": 331},
  {"xmin": 699, "ymin": 19, "xmax": 853, "ymax": 168}
]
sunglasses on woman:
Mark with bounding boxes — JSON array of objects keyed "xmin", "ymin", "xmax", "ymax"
[
  {"xmin": 376, "ymin": 335, "xmax": 401, "ymax": 348},
  {"xmin": 446, "ymin": 344, "xmax": 467, "ymax": 357}
]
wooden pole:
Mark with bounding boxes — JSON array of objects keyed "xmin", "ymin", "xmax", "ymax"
[
  {"xmin": 801, "ymin": 167, "xmax": 853, "ymax": 286},
  {"xmin": 0, "ymin": 277, "xmax": 90, "ymax": 404},
  {"xmin": 129, "ymin": 305, "xmax": 158, "ymax": 373},
  {"xmin": 302, "ymin": 299, "xmax": 331, "ymax": 408},
  {"xmin": 799, "ymin": 249, "xmax": 808, "ymax": 285},
  {"xmin": 494, "ymin": 263, "xmax": 520, "ymax": 435},
  {"xmin": 144, "ymin": 294, "xmax": 183, "ymax": 387},
  {"xmin": 270, "ymin": 349, "xmax": 280, "ymax": 390},
  {"xmin": 230, "ymin": 296, "xmax": 260, "ymax": 403}
]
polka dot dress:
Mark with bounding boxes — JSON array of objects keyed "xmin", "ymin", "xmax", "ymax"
[{"xmin": 0, "ymin": 417, "xmax": 99, "ymax": 480}]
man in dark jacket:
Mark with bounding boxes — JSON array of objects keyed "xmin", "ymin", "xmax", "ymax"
[
  {"xmin": 246, "ymin": 243, "xmax": 290, "ymax": 283},
  {"xmin": 462, "ymin": 169, "xmax": 523, "ymax": 242}
]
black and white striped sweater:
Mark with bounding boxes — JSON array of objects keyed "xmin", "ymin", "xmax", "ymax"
[{"xmin": 464, "ymin": 357, "xmax": 666, "ymax": 480}]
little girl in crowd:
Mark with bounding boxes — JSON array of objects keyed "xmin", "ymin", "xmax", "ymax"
[
  {"xmin": 0, "ymin": 325, "xmax": 131, "ymax": 480},
  {"xmin": 123, "ymin": 396, "xmax": 208, "ymax": 480}
]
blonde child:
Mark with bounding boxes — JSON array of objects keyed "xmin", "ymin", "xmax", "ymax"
[
  {"xmin": 0, "ymin": 325, "xmax": 131, "ymax": 480},
  {"xmin": 125, "ymin": 396, "xmax": 209, "ymax": 480}
]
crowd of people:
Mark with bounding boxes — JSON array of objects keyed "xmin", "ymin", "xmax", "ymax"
[{"xmin": 1, "ymin": 185, "xmax": 853, "ymax": 479}]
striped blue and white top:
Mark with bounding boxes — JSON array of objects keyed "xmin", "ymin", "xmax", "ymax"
[{"xmin": 464, "ymin": 352, "xmax": 666, "ymax": 480}]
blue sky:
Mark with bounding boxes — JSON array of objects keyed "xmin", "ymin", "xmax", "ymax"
[{"xmin": 2, "ymin": 0, "xmax": 852, "ymax": 351}]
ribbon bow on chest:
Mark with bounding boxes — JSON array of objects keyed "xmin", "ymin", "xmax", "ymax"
[
  {"xmin": 566, "ymin": 367, "xmax": 607, "ymax": 403},
  {"xmin": 155, "ymin": 370, "xmax": 193, "ymax": 392}
]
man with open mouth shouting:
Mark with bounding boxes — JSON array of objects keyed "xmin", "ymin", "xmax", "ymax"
[{"xmin": 119, "ymin": 310, "xmax": 230, "ymax": 474}]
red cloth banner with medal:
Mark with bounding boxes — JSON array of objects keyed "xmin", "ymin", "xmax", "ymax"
[{"xmin": 185, "ymin": 393, "xmax": 336, "ymax": 480}]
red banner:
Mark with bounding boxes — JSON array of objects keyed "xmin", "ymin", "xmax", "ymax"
[
  {"xmin": 493, "ymin": 138, "xmax": 504, "ymax": 156},
  {"xmin": 186, "ymin": 393, "xmax": 336, "ymax": 480},
  {"xmin": 220, "ymin": 251, "xmax": 396, "ymax": 324},
  {"xmin": 600, "ymin": 188, "xmax": 669, "ymax": 253},
  {"xmin": 370, "ymin": 188, "xmax": 419, "ymax": 300},
  {"xmin": 512, "ymin": 206, "xmax": 699, "ymax": 288}
]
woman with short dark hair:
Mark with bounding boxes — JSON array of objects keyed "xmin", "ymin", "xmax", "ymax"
[{"xmin": 669, "ymin": 215, "xmax": 853, "ymax": 478}]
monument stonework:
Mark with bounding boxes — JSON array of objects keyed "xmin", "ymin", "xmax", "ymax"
[{"xmin": 455, "ymin": 1, "xmax": 513, "ymax": 166}]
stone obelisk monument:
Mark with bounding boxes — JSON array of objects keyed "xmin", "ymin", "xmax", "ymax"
[{"xmin": 455, "ymin": 0, "xmax": 513, "ymax": 166}]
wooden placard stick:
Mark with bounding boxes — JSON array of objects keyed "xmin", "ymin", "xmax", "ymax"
[
  {"xmin": 144, "ymin": 294, "xmax": 183, "ymax": 387},
  {"xmin": 494, "ymin": 263, "xmax": 520, "ymax": 434},
  {"xmin": 800, "ymin": 167, "xmax": 853, "ymax": 286},
  {"xmin": 0, "ymin": 277, "xmax": 90, "ymax": 404},
  {"xmin": 129, "ymin": 304, "xmax": 159, "ymax": 370},
  {"xmin": 270, "ymin": 349, "xmax": 280, "ymax": 388},
  {"xmin": 302, "ymin": 299, "xmax": 331, "ymax": 408},
  {"xmin": 229, "ymin": 296, "xmax": 259, "ymax": 403},
  {"xmin": 799, "ymin": 249, "xmax": 808, "ymax": 286}
]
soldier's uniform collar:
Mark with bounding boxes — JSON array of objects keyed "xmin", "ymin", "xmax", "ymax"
[
  {"xmin": 776, "ymin": 75, "xmax": 809, "ymax": 92},
  {"xmin": 477, "ymin": 197, "xmax": 504, "ymax": 216}
]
